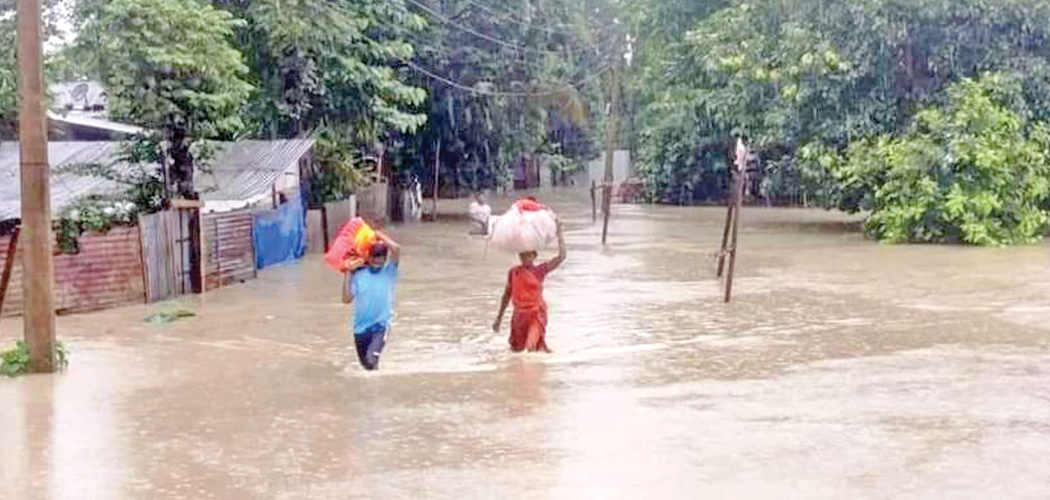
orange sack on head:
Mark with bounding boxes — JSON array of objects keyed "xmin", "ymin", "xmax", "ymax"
[
  {"xmin": 514, "ymin": 198, "xmax": 546, "ymax": 212},
  {"xmin": 324, "ymin": 217, "xmax": 377, "ymax": 272}
]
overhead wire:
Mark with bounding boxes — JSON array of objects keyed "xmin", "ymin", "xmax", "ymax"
[
  {"xmin": 368, "ymin": 16, "xmax": 605, "ymax": 77},
  {"xmin": 402, "ymin": 0, "xmax": 617, "ymax": 56},
  {"xmin": 364, "ymin": 0, "xmax": 625, "ymax": 97},
  {"xmin": 449, "ymin": 0, "xmax": 617, "ymax": 37},
  {"xmin": 361, "ymin": 33, "xmax": 613, "ymax": 98},
  {"xmin": 359, "ymin": 7, "xmax": 619, "ymax": 150},
  {"xmin": 405, "ymin": 57, "xmax": 612, "ymax": 97}
]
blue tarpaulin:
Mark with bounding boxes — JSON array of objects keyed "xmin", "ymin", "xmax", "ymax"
[{"xmin": 253, "ymin": 195, "xmax": 307, "ymax": 269}]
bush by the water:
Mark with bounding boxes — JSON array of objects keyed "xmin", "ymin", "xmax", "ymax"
[
  {"xmin": 834, "ymin": 74, "xmax": 1050, "ymax": 245},
  {"xmin": 0, "ymin": 341, "xmax": 69, "ymax": 376}
]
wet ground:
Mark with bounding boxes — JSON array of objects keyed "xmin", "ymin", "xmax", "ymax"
[{"xmin": 2, "ymin": 189, "xmax": 1049, "ymax": 499}]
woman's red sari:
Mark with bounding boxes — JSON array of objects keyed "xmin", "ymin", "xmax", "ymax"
[{"xmin": 508, "ymin": 263, "xmax": 550, "ymax": 352}]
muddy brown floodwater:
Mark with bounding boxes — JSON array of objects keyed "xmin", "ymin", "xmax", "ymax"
[{"xmin": 2, "ymin": 189, "xmax": 1049, "ymax": 499}]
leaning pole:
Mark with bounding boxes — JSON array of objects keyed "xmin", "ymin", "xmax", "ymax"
[{"xmin": 717, "ymin": 138, "xmax": 749, "ymax": 303}]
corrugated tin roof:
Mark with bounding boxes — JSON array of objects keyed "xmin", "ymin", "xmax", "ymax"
[
  {"xmin": 0, "ymin": 142, "xmax": 125, "ymax": 221},
  {"xmin": 197, "ymin": 140, "xmax": 314, "ymax": 203},
  {"xmin": 0, "ymin": 139, "xmax": 314, "ymax": 221}
]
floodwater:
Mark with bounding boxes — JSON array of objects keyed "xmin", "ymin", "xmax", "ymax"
[{"xmin": 2, "ymin": 189, "xmax": 1049, "ymax": 500}]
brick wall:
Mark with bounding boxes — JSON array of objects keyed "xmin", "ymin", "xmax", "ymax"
[{"xmin": 0, "ymin": 227, "xmax": 146, "ymax": 317}]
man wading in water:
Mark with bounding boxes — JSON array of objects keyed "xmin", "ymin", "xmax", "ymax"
[
  {"xmin": 342, "ymin": 231, "xmax": 400, "ymax": 371},
  {"xmin": 492, "ymin": 218, "xmax": 566, "ymax": 353}
]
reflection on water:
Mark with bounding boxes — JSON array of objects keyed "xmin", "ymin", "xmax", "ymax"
[
  {"xmin": 507, "ymin": 359, "xmax": 547, "ymax": 418},
  {"xmin": 1, "ymin": 189, "xmax": 1049, "ymax": 499}
]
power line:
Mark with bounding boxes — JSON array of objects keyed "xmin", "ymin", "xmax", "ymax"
[
  {"xmin": 403, "ymin": 0, "xmax": 615, "ymax": 56},
  {"xmin": 361, "ymin": 33, "xmax": 611, "ymax": 97},
  {"xmin": 405, "ymin": 57, "xmax": 612, "ymax": 97},
  {"xmin": 369, "ymin": 16, "xmax": 608, "ymax": 76},
  {"xmin": 452, "ymin": 0, "xmax": 616, "ymax": 37}
]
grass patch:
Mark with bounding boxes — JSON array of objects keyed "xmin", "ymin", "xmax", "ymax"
[{"xmin": 0, "ymin": 341, "xmax": 69, "ymax": 377}]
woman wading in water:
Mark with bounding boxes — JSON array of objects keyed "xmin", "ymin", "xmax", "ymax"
[{"xmin": 492, "ymin": 218, "xmax": 566, "ymax": 352}]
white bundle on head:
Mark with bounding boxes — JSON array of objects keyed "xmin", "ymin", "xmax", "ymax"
[{"xmin": 488, "ymin": 206, "xmax": 557, "ymax": 254}]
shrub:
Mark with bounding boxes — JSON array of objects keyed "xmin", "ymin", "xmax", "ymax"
[{"xmin": 835, "ymin": 73, "xmax": 1050, "ymax": 245}]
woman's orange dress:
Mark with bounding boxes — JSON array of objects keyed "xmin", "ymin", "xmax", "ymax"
[{"xmin": 508, "ymin": 263, "xmax": 550, "ymax": 352}]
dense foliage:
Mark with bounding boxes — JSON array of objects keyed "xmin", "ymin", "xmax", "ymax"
[
  {"xmin": 209, "ymin": 0, "xmax": 428, "ymax": 140},
  {"xmin": 629, "ymin": 0, "xmax": 1050, "ymax": 243},
  {"xmin": 631, "ymin": 0, "xmax": 1050, "ymax": 194},
  {"xmin": 0, "ymin": 0, "xmax": 66, "ymax": 137},
  {"xmin": 0, "ymin": 7, "xmax": 14, "ymax": 137},
  {"xmin": 56, "ymin": 0, "xmax": 611, "ymax": 202},
  {"xmin": 391, "ymin": 0, "xmax": 616, "ymax": 194},
  {"xmin": 78, "ymin": 0, "xmax": 252, "ymax": 198},
  {"xmin": 835, "ymin": 74, "xmax": 1050, "ymax": 245},
  {"xmin": 17, "ymin": 0, "xmax": 1049, "ymax": 245},
  {"xmin": 306, "ymin": 129, "xmax": 371, "ymax": 206},
  {"xmin": 206, "ymin": 0, "xmax": 434, "ymax": 205}
]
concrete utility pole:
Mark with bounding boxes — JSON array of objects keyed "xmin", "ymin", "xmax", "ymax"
[
  {"xmin": 600, "ymin": 54, "xmax": 621, "ymax": 246},
  {"xmin": 17, "ymin": 0, "xmax": 57, "ymax": 372}
]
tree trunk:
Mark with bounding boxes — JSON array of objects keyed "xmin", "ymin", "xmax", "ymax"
[{"xmin": 169, "ymin": 124, "xmax": 196, "ymax": 199}]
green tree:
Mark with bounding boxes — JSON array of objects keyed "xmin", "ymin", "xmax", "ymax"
[
  {"xmin": 201, "ymin": 0, "xmax": 431, "ymax": 203},
  {"xmin": 1, "ymin": 0, "xmax": 66, "ymax": 138},
  {"xmin": 634, "ymin": 0, "xmax": 1050, "ymax": 206},
  {"xmin": 835, "ymin": 73, "xmax": 1050, "ymax": 245},
  {"xmin": 210, "ymin": 0, "xmax": 427, "ymax": 141},
  {"xmin": 305, "ymin": 128, "xmax": 375, "ymax": 206},
  {"xmin": 0, "ymin": 9, "xmax": 15, "ymax": 138},
  {"xmin": 395, "ymin": 0, "xmax": 614, "ymax": 194},
  {"xmin": 82, "ymin": 0, "xmax": 252, "ymax": 198},
  {"xmin": 67, "ymin": 0, "xmax": 612, "ymax": 201}
]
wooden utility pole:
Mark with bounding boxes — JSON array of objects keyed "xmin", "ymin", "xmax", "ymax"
[
  {"xmin": 716, "ymin": 190, "xmax": 734, "ymax": 278},
  {"xmin": 717, "ymin": 138, "xmax": 749, "ymax": 303},
  {"xmin": 17, "ymin": 0, "xmax": 57, "ymax": 372},
  {"xmin": 433, "ymin": 139, "xmax": 440, "ymax": 221},
  {"xmin": 600, "ymin": 60, "xmax": 621, "ymax": 245},
  {"xmin": 723, "ymin": 163, "xmax": 746, "ymax": 303}
]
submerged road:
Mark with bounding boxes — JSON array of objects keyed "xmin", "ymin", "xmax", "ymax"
[{"xmin": 2, "ymin": 190, "xmax": 1049, "ymax": 499}]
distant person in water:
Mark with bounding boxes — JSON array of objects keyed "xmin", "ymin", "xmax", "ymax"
[
  {"xmin": 492, "ymin": 217, "xmax": 566, "ymax": 353},
  {"xmin": 342, "ymin": 231, "xmax": 400, "ymax": 371},
  {"xmin": 468, "ymin": 192, "xmax": 491, "ymax": 235}
]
